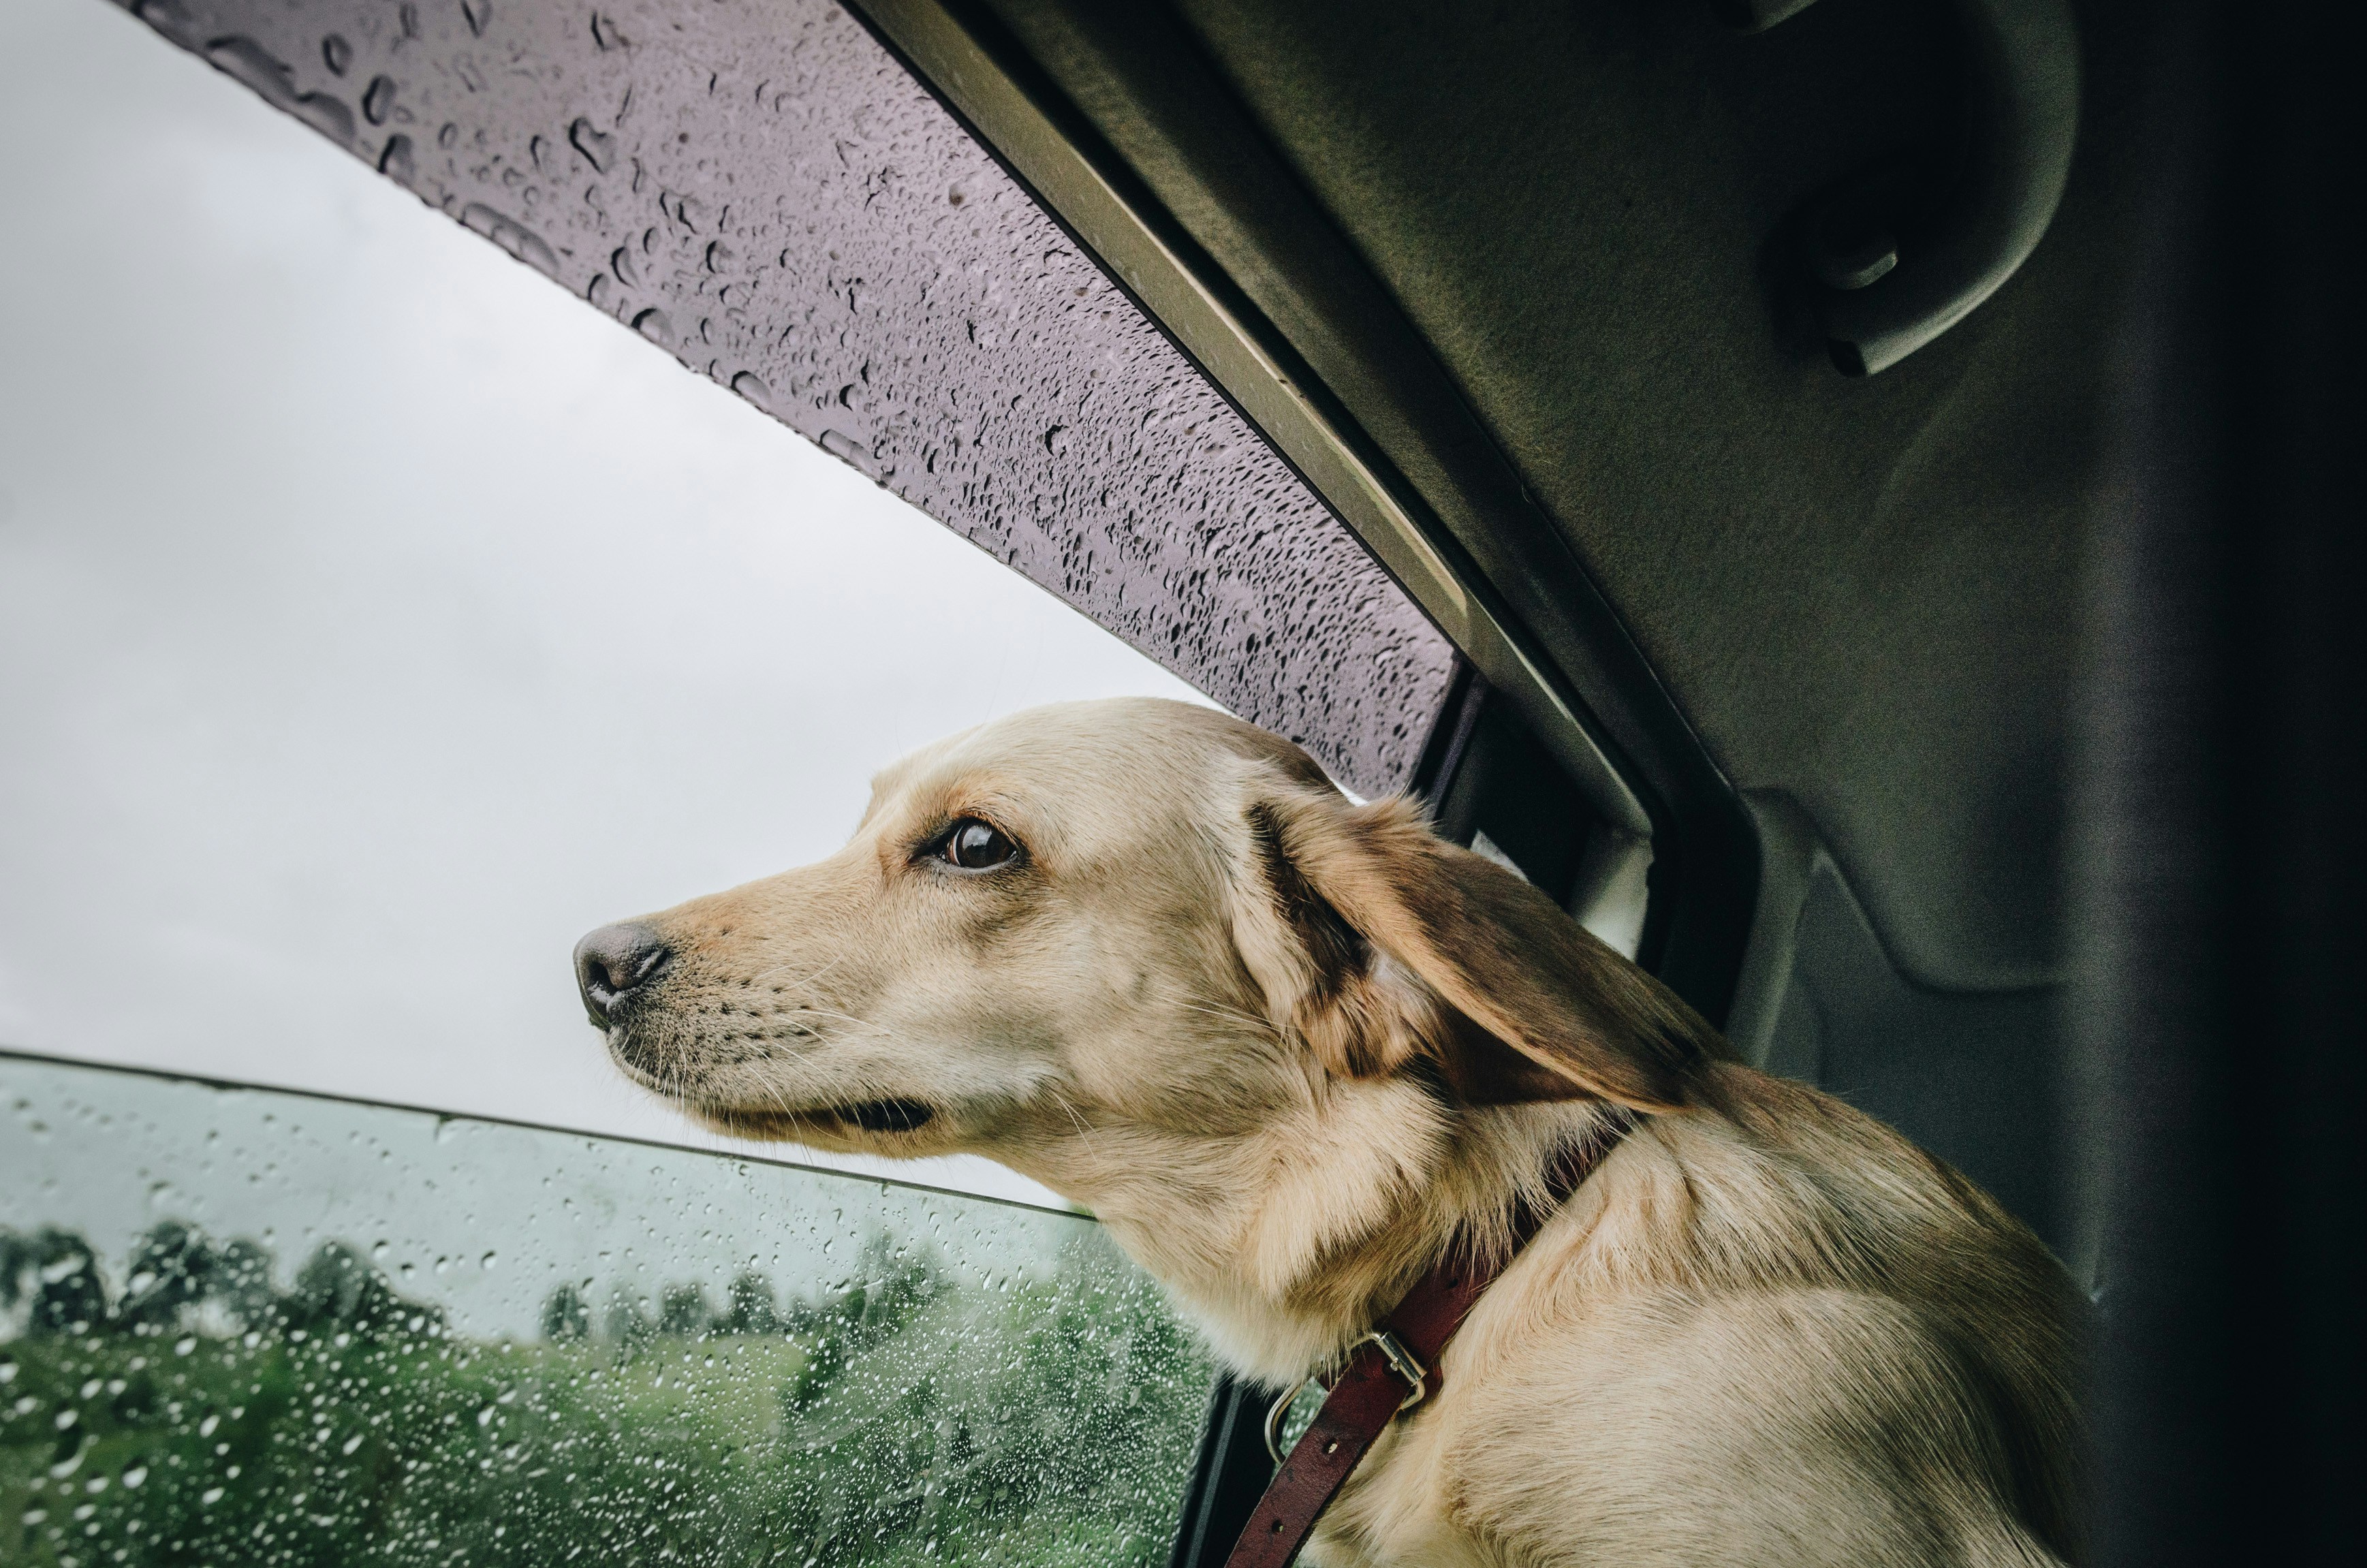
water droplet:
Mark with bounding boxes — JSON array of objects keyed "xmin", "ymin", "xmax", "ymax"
[
  {"xmin": 133, "ymin": 0, "xmax": 202, "ymax": 46},
  {"xmin": 460, "ymin": 0, "xmax": 492, "ymax": 37},
  {"xmin": 632, "ymin": 308, "xmax": 674, "ymax": 347},
  {"xmin": 322, "ymin": 34, "xmax": 353, "ymax": 75},
  {"xmin": 203, "ymin": 36, "xmax": 292, "ymax": 101},
  {"xmin": 610, "ymin": 246, "xmax": 640, "ymax": 288},
  {"xmin": 730, "ymin": 372, "xmax": 771, "ymax": 411},
  {"xmin": 819, "ymin": 430, "xmax": 865, "ymax": 465},
  {"xmin": 377, "ymin": 132, "xmax": 415, "ymax": 182},
  {"xmin": 121, "ymin": 1467, "xmax": 146, "ymax": 1489},
  {"xmin": 458, "ymin": 203, "xmax": 561, "ymax": 278},
  {"xmin": 204, "ymin": 37, "xmax": 356, "ymax": 149},
  {"xmin": 362, "ymin": 75, "xmax": 396, "ymax": 126},
  {"xmin": 591, "ymin": 11, "xmax": 629, "ymax": 50},
  {"xmin": 568, "ymin": 117, "xmax": 614, "ymax": 174},
  {"xmin": 297, "ymin": 89, "xmax": 358, "ymax": 143},
  {"xmin": 481, "ymin": 1250, "xmax": 499, "ymax": 1270}
]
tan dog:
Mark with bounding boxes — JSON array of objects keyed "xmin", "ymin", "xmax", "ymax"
[{"xmin": 575, "ymin": 697, "xmax": 2082, "ymax": 1567}]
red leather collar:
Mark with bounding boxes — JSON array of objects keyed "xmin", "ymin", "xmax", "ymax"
[{"xmin": 1221, "ymin": 1109, "xmax": 1638, "ymax": 1568}]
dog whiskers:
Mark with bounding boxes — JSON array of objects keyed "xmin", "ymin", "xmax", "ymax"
[
  {"xmin": 1170, "ymin": 997, "xmax": 1281, "ymax": 1035},
  {"xmin": 745, "ymin": 944, "xmax": 860, "ymax": 999},
  {"xmin": 753, "ymin": 1078, "xmax": 825, "ymax": 1145},
  {"xmin": 1045, "ymin": 1086, "xmax": 1102, "ymax": 1159}
]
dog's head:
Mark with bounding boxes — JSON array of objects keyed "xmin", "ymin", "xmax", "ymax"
[{"xmin": 575, "ymin": 697, "xmax": 1721, "ymax": 1177}]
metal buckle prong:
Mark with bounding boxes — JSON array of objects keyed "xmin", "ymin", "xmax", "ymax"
[{"xmin": 1350, "ymin": 1329, "xmax": 1430, "ymax": 1412}]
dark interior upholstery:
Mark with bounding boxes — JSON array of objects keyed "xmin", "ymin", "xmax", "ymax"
[{"xmin": 1160, "ymin": 0, "xmax": 2158, "ymax": 995}]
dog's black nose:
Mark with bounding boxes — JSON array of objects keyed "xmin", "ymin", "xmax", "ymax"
[{"xmin": 574, "ymin": 922, "xmax": 670, "ymax": 1027}]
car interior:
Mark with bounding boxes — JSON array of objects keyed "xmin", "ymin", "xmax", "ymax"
[{"xmin": 7, "ymin": 0, "xmax": 2351, "ymax": 1561}]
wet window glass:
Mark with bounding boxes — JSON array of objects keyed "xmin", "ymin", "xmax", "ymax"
[
  {"xmin": 0, "ymin": 0, "xmax": 1204, "ymax": 1204},
  {"xmin": 1, "ymin": 1054, "xmax": 1217, "ymax": 1565},
  {"xmin": 91, "ymin": 0, "xmax": 1458, "ymax": 797}
]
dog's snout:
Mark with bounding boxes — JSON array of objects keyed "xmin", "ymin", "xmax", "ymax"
[{"xmin": 574, "ymin": 922, "xmax": 671, "ymax": 1026}]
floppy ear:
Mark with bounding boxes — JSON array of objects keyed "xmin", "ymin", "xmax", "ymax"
[{"xmin": 1229, "ymin": 783, "xmax": 1726, "ymax": 1111}]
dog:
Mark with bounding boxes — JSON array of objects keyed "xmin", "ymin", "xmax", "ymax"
[{"xmin": 576, "ymin": 697, "xmax": 2083, "ymax": 1567}]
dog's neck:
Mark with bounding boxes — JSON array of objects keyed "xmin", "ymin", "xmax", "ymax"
[{"xmin": 1008, "ymin": 1080, "xmax": 1623, "ymax": 1386}]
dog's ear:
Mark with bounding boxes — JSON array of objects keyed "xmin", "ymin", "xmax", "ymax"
[{"xmin": 1230, "ymin": 784, "xmax": 1723, "ymax": 1111}]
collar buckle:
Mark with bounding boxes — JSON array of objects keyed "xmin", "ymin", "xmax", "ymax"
[
  {"xmin": 1347, "ymin": 1328, "xmax": 1429, "ymax": 1411},
  {"xmin": 1262, "ymin": 1328, "xmax": 1433, "ymax": 1463}
]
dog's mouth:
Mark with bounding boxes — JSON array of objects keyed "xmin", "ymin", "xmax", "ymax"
[
  {"xmin": 694, "ymin": 1097, "xmax": 939, "ymax": 1140},
  {"xmin": 838, "ymin": 1098, "xmax": 937, "ymax": 1133}
]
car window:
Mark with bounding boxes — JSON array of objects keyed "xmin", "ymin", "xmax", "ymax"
[
  {"xmin": 0, "ymin": 0, "xmax": 1218, "ymax": 1204},
  {"xmin": 1, "ymin": 1051, "xmax": 1216, "ymax": 1566}
]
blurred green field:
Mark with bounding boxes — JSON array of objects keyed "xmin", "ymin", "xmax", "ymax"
[{"xmin": 1, "ymin": 1223, "xmax": 1212, "ymax": 1567}]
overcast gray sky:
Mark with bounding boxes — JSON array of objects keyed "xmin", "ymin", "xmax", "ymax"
[{"xmin": 0, "ymin": 0, "xmax": 1207, "ymax": 1208}]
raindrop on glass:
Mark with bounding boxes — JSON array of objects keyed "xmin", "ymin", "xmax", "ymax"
[
  {"xmin": 568, "ymin": 117, "xmax": 614, "ymax": 174},
  {"xmin": 458, "ymin": 204, "xmax": 560, "ymax": 279},
  {"xmin": 133, "ymin": 0, "xmax": 202, "ymax": 46}
]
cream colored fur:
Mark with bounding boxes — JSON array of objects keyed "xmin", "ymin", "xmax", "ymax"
[{"xmin": 588, "ymin": 697, "xmax": 2083, "ymax": 1567}]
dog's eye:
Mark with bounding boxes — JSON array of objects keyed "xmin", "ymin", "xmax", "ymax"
[{"xmin": 940, "ymin": 818, "xmax": 1020, "ymax": 870}]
